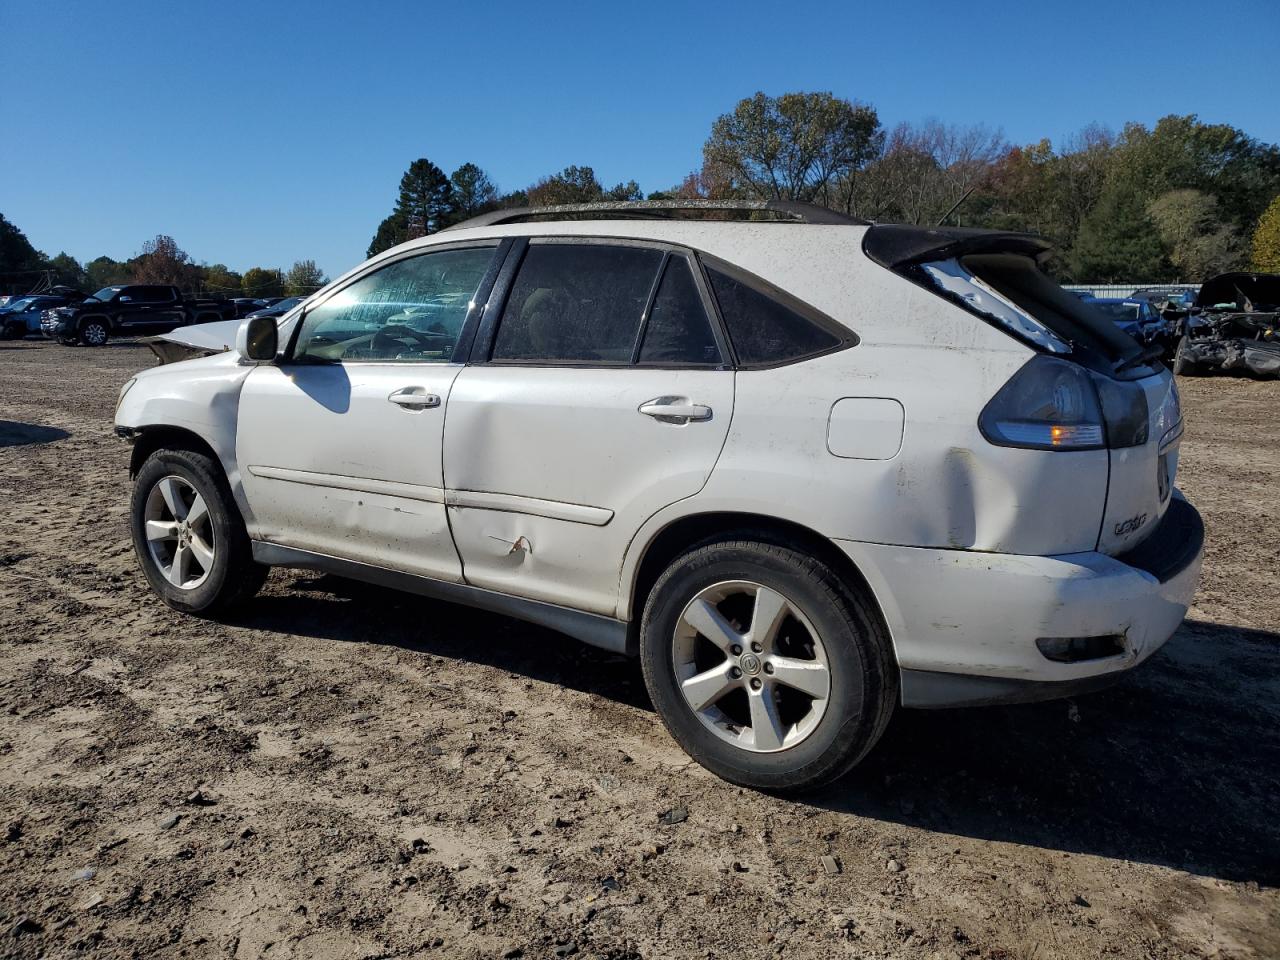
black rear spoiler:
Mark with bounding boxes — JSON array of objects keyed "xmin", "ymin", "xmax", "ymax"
[{"xmin": 862, "ymin": 224, "xmax": 1052, "ymax": 269}]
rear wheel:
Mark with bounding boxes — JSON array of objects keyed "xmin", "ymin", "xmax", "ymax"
[
  {"xmin": 640, "ymin": 540, "xmax": 896, "ymax": 792},
  {"xmin": 130, "ymin": 448, "xmax": 267, "ymax": 615},
  {"xmin": 80, "ymin": 318, "xmax": 109, "ymax": 346}
]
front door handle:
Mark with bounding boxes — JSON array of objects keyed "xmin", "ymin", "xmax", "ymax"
[
  {"xmin": 387, "ymin": 387, "xmax": 441, "ymax": 410},
  {"xmin": 638, "ymin": 396, "xmax": 713, "ymax": 424}
]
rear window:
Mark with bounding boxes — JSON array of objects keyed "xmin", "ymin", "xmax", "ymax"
[
  {"xmin": 957, "ymin": 254, "xmax": 1142, "ymax": 366},
  {"xmin": 705, "ymin": 266, "xmax": 841, "ymax": 366}
]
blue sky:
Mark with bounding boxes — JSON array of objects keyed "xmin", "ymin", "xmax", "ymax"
[{"xmin": 4, "ymin": 0, "xmax": 1277, "ymax": 279}]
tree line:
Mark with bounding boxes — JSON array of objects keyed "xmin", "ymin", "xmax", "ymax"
[
  {"xmin": 5, "ymin": 91, "xmax": 1280, "ymax": 294},
  {"xmin": 0, "ymin": 218, "xmax": 327, "ymax": 299},
  {"xmin": 368, "ymin": 94, "xmax": 1280, "ymax": 281}
]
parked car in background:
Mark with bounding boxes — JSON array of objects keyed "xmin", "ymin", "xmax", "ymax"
[
  {"xmin": 1085, "ymin": 297, "xmax": 1172, "ymax": 352},
  {"xmin": 1173, "ymin": 272, "xmax": 1280, "ymax": 378},
  {"xmin": 231, "ymin": 297, "xmax": 270, "ymax": 318},
  {"xmin": 0, "ymin": 288, "xmax": 86, "ymax": 339},
  {"xmin": 42, "ymin": 284, "xmax": 237, "ymax": 346},
  {"xmin": 1130, "ymin": 287, "xmax": 1197, "ymax": 327},
  {"xmin": 115, "ymin": 200, "xmax": 1200, "ymax": 791},
  {"xmin": 244, "ymin": 295, "xmax": 305, "ymax": 321}
]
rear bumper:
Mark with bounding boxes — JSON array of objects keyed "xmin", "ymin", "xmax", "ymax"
[{"xmin": 837, "ymin": 496, "xmax": 1204, "ymax": 707}]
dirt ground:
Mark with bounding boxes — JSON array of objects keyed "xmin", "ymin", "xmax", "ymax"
[{"xmin": 0, "ymin": 338, "xmax": 1276, "ymax": 960}]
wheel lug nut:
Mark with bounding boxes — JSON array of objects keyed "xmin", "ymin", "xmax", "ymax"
[
  {"xmin": 763, "ymin": 662, "xmax": 774, "ymax": 674},
  {"xmin": 750, "ymin": 678, "xmax": 762, "ymax": 690},
  {"xmin": 731, "ymin": 645, "xmax": 742, "ymax": 656},
  {"xmin": 730, "ymin": 667, "xmax": 741, "ymax": 679},
  {"xmin": 751, "ymin": 641, "xmax": 762, "ymax": 653}
]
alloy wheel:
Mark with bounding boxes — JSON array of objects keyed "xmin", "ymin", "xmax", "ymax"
[
  {"xmin": 82, "ymin": 323, "xmax": 107, "ymax": 346},
  {"xmin": 143, "ymin": 475, "xmax": 215, "ymax": 589},
  {"xmin": 672, "ymin": 580, "xmax": 831, "ymax": 753}
]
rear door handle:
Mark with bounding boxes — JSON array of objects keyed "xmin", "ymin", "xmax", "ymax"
[
  {"xmin": 638, "ymin": 396, "xmax": 713, "ymax": 424},
  {"xmin": 387, "ymin": 387, "xmax": 441, "ymax": 410}
]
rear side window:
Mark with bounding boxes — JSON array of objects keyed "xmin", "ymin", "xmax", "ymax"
[
  {"xmin": 638, "ymin": 256, "xmax": 721, "ymax": 366},
  {"xmin": 706, "ymin": 266, "xmax": 841, "ymax": 366},
  {"xmin": 492, "ymin": 244, "xmax": 661, "ymax": 363}
]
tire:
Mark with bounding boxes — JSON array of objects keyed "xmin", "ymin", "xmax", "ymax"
[
  {"xmin": 130, "ymin": 448, "xmax": 267, "ymax": 615},
  {"xmin": 640, "ymin": 539, "xmax": 896, "ymax": 792},
  {"xmin": 1173, "ymin": 334, "xmax": 1199, "ymax": 376},
  {"xmin": 1, "ymin": 323, "xmax": 22, "ymax": 341},
  {"xmin": 80, "ymin": 318, "xmax": 110, "ymax": 347}
]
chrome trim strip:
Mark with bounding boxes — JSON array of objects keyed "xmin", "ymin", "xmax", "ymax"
[
  {"xmin": 445, "ymin": 489, "xmax": 613, "ymax": 526},
  {"xmin": 247, "ymin": 466, "xmax": 445, "ymax": 504}
]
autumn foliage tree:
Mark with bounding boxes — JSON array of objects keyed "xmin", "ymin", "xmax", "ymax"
[
  {"xmin": 1251, "ymin": 195, "xmax": 1280, "ymax": 272},
  {"xmin": 132, "ymin": 235, "xmax": 200, "ymax": 288}
]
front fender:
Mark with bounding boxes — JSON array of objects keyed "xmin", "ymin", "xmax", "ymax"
[{"xmin": 115, "ymin": 351, "xmax": 258, "ymax": 528}]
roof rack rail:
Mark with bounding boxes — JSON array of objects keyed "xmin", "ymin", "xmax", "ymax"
[{"xmin": 444, "ymin": 199, "xmax": 867, "ymax": 231}]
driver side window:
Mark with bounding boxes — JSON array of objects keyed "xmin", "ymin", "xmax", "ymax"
[{"xmin": 293, "ymin": 246, "xmax": 496, "ymax": 363}]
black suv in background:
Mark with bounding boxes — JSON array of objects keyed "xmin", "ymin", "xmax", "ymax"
[{"xmin": 43, "ymin": 285, "xmax": 237, "ymax": 346}]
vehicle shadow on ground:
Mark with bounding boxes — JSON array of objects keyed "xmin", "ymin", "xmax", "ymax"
[
  {"xmin": 0, "ymin": 420, "xmax": 71, "ymax": 447},
  {"xmin": 235, "ymin": 577, "xmax": 1279, "ymax": 886},
  {"xmin": 234, "ymin": 573, "xmax": 651, "ymax": 709},
  {"xmin": 812, "ymin": 619, "xmax": 1280, "ymax": 886}
]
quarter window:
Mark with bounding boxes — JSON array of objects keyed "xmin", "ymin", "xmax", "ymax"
[
  {"xmin": 491, "ymin": 244, "xmax": 662, "ymax": 363},
  {"xmin": 638, "ymin": 256, "xmax": 721, "ymax": 366},
  {"xmin": 706, "ymin": 266, "xmax": 841, "ymax": 366},
  {"xmin": 293, "ymin": 246, "xmax": 495, "ymax": 363}
]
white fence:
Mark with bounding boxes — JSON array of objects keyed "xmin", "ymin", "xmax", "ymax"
[{"xmin": 1061, "ymin": 283, "xmax": 1199, "ymax": 299}]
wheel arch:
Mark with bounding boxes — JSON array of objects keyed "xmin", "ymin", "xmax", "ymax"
[
  {"xmin": 623, "ymin": 511, "xmax": 889, "ymax": 651},
  {"xmin": 128, "ymin": 425, "xmax": 221, "ymax": 479}
]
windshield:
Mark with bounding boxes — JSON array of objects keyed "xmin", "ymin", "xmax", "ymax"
[
  {"xmin": 1092, "ymin": 302, "xmax": 1141, "ymax": 323},
  {"xmin": 90, "ymin": 286, "xmax": 123, "ymax": 302},
  {"xmin": 4, "ymin": 298, "xmax": 35, "ymax": 312},
  {"xmin": 274, "ymin": 297, "xmax": 303, "ymax": 313}
]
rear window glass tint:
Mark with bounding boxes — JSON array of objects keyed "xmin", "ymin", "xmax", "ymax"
[
  {"xmin": 493, "ymin": 244, "xmax": 661, "ymax": 363},
  {"xmin": 706, "ymin": 267, "xmax": 839, "ymax": 365},
  {"xmin": 639, "ymin": 257, "xmax": 721, "ymax": 366}
]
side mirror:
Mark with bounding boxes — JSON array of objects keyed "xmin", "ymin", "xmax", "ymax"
[{"xmin": 237, "ymin": 315, "xmax": 278, "ymax": 362}]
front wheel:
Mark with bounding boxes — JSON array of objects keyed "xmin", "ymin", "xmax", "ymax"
[
  {"xmin": 80, "ymin": 319, "xmax": 110, "ymax": 346},
  {"xmin": 130, "ymin": 448, "xmax": 267, "ymax": 615},
  {"xmin": 640, "ymin": 540, "xmax": 896, "ymax": 792},
  {"xmin": 1173, "ymin": 334, "xmax": 1200, "ymax": 376}
]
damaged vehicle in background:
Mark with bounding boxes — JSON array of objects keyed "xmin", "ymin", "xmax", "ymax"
[
  {"xmin": 1173, "ymin": 272, "xmax": 1280, "ymax": 378},
  {"xmin": 143, "ymin": 296, "xmax": 307, "ymax": 365}
]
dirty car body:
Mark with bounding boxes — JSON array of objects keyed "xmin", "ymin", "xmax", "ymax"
[
  {"xmin": 1176, "ymin": 273, "xmax": 1280, "ymax": 378},
  {"xmin": 113, "ymin": 202, "xmax": 1204, "ymax": 791}
]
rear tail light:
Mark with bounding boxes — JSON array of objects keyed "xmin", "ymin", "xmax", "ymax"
[{"xmin": 979, "ymin": 356, "xmax": 1149, "ymax": 451}]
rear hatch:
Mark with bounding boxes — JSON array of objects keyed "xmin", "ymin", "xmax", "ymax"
[{"xmin": 864, "ymin": 225, "xmax": 1183, "ymax": 556}]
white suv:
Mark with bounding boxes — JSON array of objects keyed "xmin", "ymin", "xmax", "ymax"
[{"xmin": 115, "ymin": 201, "xmax": 1203, "ymax": 791}]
